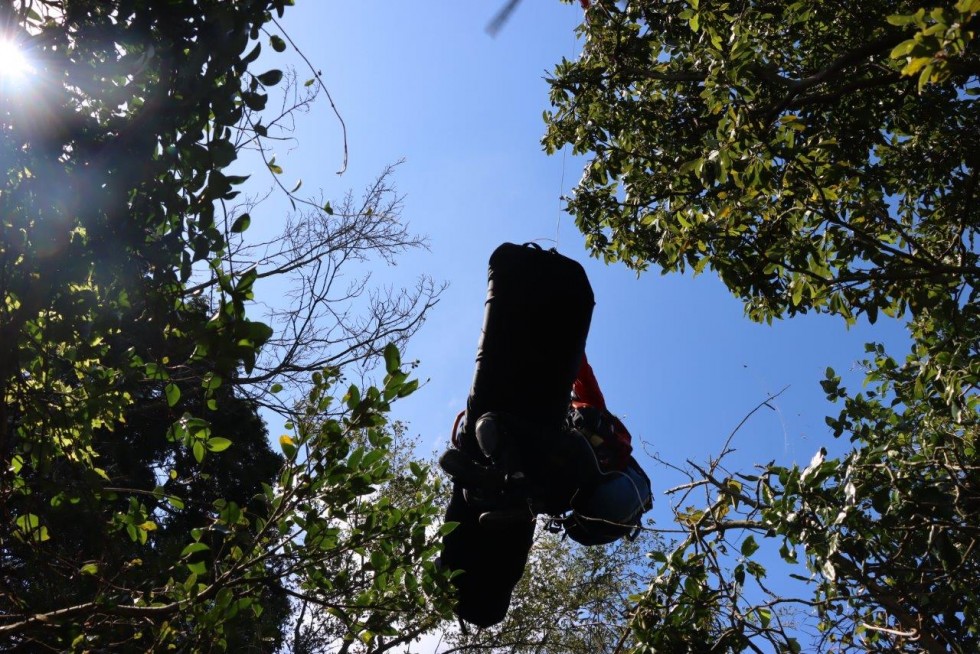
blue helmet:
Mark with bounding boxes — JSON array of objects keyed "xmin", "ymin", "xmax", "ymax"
[{"xmin": 562, "ymin": 458, "xmax": 652, "ymax": 546}]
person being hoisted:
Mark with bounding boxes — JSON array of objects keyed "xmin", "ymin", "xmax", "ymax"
[
  {"xmin": 437, "ymin": 241, "xmax": 653, "ymax": 629},
  {"xmin": 441, "ymin": 352, "xmax": 651, "ymax": 546}
]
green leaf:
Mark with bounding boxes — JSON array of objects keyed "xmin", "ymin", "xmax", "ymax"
[
  {"xmin": 209, "ymin": 139, "xmax": 237, "ymax": 167},
  {"xmin": 15, "ymin": 514, "xmax": 50, "ymax": 542},
  {"xmin": 397, "ymin": 379, "xmax": 419, "ymax": 398},
  {"xmin": 165, "ymin": 383, "xmax": 181, "ymax": 407},
  {"xmin": 220, "ymin": 501, "xmax": 242, "ymax": 525},
  {"xmin": 243, "ymin": 41, "xmax": 261, "ymax": 64},
  {"xmin": 269, "ymin": 34, "xmax": 287, "ymax": 52},
  {"xmin": 383, "ymin": 342, "xmax": 401, "ymax": 374},
  {"xmin": 370, "ymin": 550, "xmax": 388, "ymax": 570},
  {"xmin": 791, "ymin": 278, "xmax": 804, "ymax": 306},
  {"xmin": 741, "ymin": 535, "xmax": 759, "ymax": 557},
  {"xmin": 821, "ymin": 558, "xmax": 836, "ymax": 581},
  {"xmin": 145, "ymin": 362, "xmax": 167, "ymax": 380},
  {"xmin": 242, "ymin": 90, "xmax": 268, "ymax": 111},
  {"xmin": 279, "ymin": 434, "xmax": 297, "ymax": 459},
  {"xmin": 346, "ymin": 384, "xmax": 361, "ymax": 409},
  {"xmin": 230, "ymin": 213, "xmax": 251, "ymax": 233},
  {"xmin": 734, "ymin": 563, "xmax": 746, "ymax": 587},
  {"xmin": 779, "ymin": 540, "xmax": 798, "ymax": 563},
  {"xmin": 257, "ymin": 69, "xmax": 284, "ymax": 86},
  {"xmin": 246, "ymin": 320, "xmax": 274, "ymax": 347},
  {"xmin": 192, "ymin": 440, "xmax": 205, "ymax": 463},
  {"xmin": 207, "ymin": 437, "xmax": 232, "ymax": 452},
  {"xmin": 886, "ymin": 13, "xmax": 917, "ymax": 25},
  {"xmin": 890, "ymin": 39, "xmax": 917, "ymax": 59}
]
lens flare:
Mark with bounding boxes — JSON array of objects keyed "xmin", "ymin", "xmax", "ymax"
[{"xmin": 0, "ymin": 38, "xmax": 34, "ymax": 79}]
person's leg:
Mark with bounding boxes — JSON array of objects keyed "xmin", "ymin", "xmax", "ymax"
[{"xmin": 441, "ymin": 482, "xmax": 535, "ymax": 627}]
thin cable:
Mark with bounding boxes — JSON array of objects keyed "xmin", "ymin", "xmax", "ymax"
[
  {"xmin": 554, "ymin": 26, "xmax": 579, "ymax": 251},
  {"xmin": 556, "ymin": 143, "xmax": 567, "ymax": 250},
  {"xmin": 271, "ymin": 18, "xmax": 348, "ymax": 175}
]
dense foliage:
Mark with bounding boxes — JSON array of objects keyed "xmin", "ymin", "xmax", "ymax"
[
  {"xmin": 0, "ymin": 1, "xmax": 453, "ymax": 650},
  {"xmin": 545, "ymin": 0, "xmax": 980, "ymax": 651},
  {"xmin": 546, "ymin": 0, "xmax": 979, "ymax": 328}
]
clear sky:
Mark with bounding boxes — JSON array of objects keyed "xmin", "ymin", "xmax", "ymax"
[{"xmin": 261, "ymin": 0, "xmax": 910, "ymax": 580}]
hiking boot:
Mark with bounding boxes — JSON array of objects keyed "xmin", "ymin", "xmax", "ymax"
[
  {"xmin": 475, "ymin": 412, "xmax": 529, "ymax": 481},
  {"xmin": 474, "ymin": 412, "xmax": 502, "ymax": 459},
  {"xmin": 439, "ymin": 448, "xmax": 506, "ymax": 490}
]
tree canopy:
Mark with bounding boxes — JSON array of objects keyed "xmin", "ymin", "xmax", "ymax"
[
  {"xmin": 546, "ymin": 0, "xmax": 978, "ymax": 327},
  {"xmin": 0, "ymin": 1, "xmax": 454, "ymax": 650},
  {"xmin": 545, "ymin": 0, "xmax": 980, "ymax": 651},
  {"xmin": 9, "ymin": 0, "xmax": 980, "ymax": 650}
]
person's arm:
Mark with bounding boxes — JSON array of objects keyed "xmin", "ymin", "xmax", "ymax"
[
  {"xmin": 572, "ymin": 353, "xmax": 634, "ymax": 469},
  {"xmin": 572, "ymin": 353, "xmax": 607, "ymax": 410}
]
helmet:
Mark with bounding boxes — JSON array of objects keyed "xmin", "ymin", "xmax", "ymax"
[{"xmin": 562, "ymin": 458, "xmax": 652, "ymax": 546}]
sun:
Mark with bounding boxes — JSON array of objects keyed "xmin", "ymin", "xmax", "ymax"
[{"xmin": 0, "ymin": 38, "xmax": 34, "ymax": 80}]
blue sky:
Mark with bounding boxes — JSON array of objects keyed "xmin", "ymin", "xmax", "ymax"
[{"xmin": 262, "ymin": 1, "xmax": 910, "ymax": 546}]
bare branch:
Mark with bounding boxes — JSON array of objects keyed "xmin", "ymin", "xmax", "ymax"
[{"xmin": 270, "ymin": 18, "xmax": 348, "ymax": 175}]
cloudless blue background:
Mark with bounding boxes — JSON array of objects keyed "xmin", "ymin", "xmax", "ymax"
[{"xmin": 261, "ymin": 0, "xmax": 909, "ymax": 565}]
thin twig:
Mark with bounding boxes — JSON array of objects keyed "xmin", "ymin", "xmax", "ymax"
[
  {"xmin": 271, "ymin": 18, "xmax": 348, "ymax": 175},
  {"xmin": 714, "ymin": 385, "xmax": 789, "ymax": 473}
]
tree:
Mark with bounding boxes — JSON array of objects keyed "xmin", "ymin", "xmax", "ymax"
[
  {"xmin": 225, "ymin": 161, "xmax": 444, "ymax": 400},
  {"xmin": 545, "ymin": 0, "xmax": 979, "ymax": 328},
  {"xmin": 0, "ymin": 1, "xmax": 453, "ymax": 649},
  {"xmin": 1, "ymin": 300, "xmax": 292, "ymax": 651},
  {"xmin": 282, "ymin": 421, "xmax": 456, "ymax": 654},
  {"xmin": 196, "ymin": 63, "xmax": 444, "ymax": 402},
  {"xmin": 544, "ymin": 0, "xmax": 980, "ymax": 651}
]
